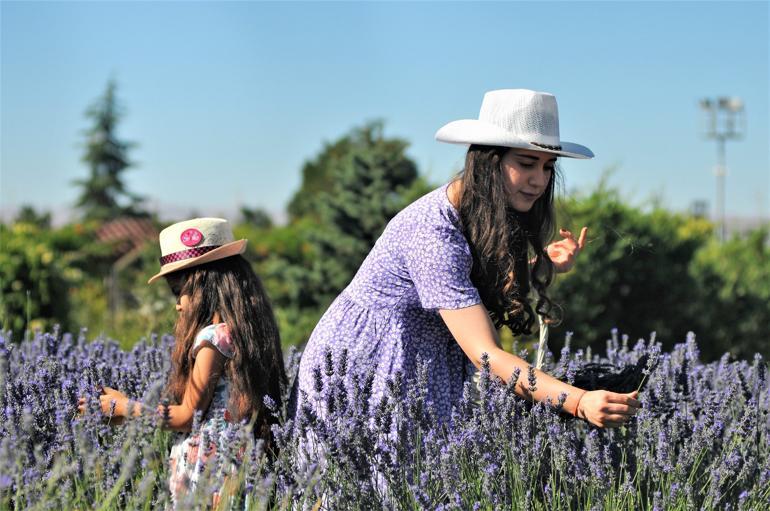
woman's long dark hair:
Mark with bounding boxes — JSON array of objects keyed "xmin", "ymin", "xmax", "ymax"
[
  {"xmin": 456, "ymin": 144, "xmax": 558, "ymax": 335},
  {"xmin": 165, "ymin": 255, "xmax": 286, "ymax": 443}
]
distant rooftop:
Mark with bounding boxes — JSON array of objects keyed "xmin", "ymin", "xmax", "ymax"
[{"xmin": 96, "ymin": 217, "xmax": 158, "ymax": 257}]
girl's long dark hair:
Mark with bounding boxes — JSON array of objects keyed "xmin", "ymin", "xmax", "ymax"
[
  {"xmin": 456, "ymin": 144, "xmax": 558, "ymax": 335},
  {"xmin": 166, "ymin": 255, "xmax": 286, "ymax": 444}
]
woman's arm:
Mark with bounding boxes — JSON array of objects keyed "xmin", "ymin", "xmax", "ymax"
[{"xmin": 439, "ymin": 304, "xmax": 640, "ymax": 427}]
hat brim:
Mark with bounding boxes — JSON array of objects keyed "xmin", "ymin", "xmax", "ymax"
[
  {"xmin": 147, "ymin": 239, "xmax": 248, "ymax": 284},
  {"xmin": 435, "ymin": 119, "xmax": 594, "ymax": 159}
]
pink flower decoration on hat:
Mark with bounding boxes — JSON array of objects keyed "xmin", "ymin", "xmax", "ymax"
[{"xmin": 180, "ymin": 228, "xmax": 203, "ymax": 247}]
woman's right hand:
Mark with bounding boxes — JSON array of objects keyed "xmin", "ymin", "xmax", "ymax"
[{"xmin": 577, "ymin": 390, "xmax": 641, "ymax": 428}]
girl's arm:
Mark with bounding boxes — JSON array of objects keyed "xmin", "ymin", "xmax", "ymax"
[
  {"xmin": 104, "ymin": 346, "xmax": 227, "ymax": 432},
  {"xmin": 161, "ymin": 345, "xmax": 228, "ymax": 431},
  {"xmin": 439, "ymin": 304, "xmax": 640, "ymax": 427}
]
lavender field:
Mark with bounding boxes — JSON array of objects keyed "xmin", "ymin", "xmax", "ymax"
[{"xmin": 0, "ymin": 329, "xmax": 767, "ymax": 510}]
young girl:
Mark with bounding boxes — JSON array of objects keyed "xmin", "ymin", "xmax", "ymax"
[
  {"xmin": 293, "ymin": 89, "xmax": 641, "ymax": 428},
  {"xmin": 79, "ymin": 217, "xmax": 286, "ymax": 503}
]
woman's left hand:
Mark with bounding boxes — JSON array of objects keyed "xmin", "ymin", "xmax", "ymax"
[{"xmin": 547, "ymin": 227, "xmax": 588, "ymax": 273}]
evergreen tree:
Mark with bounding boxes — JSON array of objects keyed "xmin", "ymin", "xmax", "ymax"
[
  {"xmin": 307, "ymin": 121, "xmax": 429, "ymax": 303},
  {"xmin": 15, "ymin": 205, "xmax": 51, "ymax": 228},
  {"xmin": 239, "ymin": 206, "xmax": 273, "ymax": 229},
  {"xmin": 74, "ymin": 80, "xmax": 145, "ymax": 221},
  {"xmin": 286, "ymin": 133, "xmax": 353, "ymax": 221},
  {"xmin": 252, "ymin": 121, "xmax": 431, "ymax": 345}
]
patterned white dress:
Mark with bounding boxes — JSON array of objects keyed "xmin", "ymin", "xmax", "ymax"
[{"xmin": 167, "ymin": 323, "xmax": 235, "ymax": 503}]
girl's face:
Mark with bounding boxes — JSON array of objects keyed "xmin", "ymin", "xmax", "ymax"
[
  {"xmin": 165, "ymin": 273, "xmax": 190, "ymax": 314},
  {"xmin": 175, "ymin": 294, "xmax": 190, "ymax": 314},
  {"xmin": 501, "ymin": 148, "xmax": 556, "ymax": 212}
]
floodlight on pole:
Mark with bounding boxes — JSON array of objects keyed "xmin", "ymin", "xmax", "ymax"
[{"xmin": 699, "ymin": 96, "xmax": 745, "ymax": 242}]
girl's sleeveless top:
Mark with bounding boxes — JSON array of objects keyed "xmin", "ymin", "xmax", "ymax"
[{"xmin": 167, "ymin": 323, "xmax": 235, "ymax": 503}]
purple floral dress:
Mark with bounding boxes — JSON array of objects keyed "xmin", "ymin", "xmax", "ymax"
[
  {"xmin": 168, "ymin": 323, "xmax": 235, "ymax": 503},
  {"xmin": 294, "ymin": 184, "xmax": 482, "ymax": 421}
]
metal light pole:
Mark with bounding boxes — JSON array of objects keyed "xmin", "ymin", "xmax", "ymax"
[{"xmin": 699, "ymin": 97, "xmax": 745, "ymax": 242}]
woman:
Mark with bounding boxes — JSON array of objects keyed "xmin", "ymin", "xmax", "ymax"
[{"xmin": 293, "ymin": 89, "xmax": 640, "ymax": 428}]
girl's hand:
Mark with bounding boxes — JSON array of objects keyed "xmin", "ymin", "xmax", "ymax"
[
  {"xmin": 100, "ymin": 387, "xmax": 129, "ymax": 415},
  {"xmin": 77, "ymin": 387, "xmax": 129, "ymax": 425},
  {"xmin": 577, "ymin": 390, "xmax": 641, "ymax": 428},
  {"xmin": 547, "ymin": 227, "xmax": 587, "ymax": 273}
]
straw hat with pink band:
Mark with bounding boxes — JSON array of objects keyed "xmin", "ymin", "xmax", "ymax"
[{"xmin": 148, "ymin": 218, "xmax": 247, "ymax": 284}]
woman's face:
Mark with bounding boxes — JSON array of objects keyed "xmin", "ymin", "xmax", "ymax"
[{"xmin": 501, "ymin": 148, "xmax": 556, "ymax": 212}]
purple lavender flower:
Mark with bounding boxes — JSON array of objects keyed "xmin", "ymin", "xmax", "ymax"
[
  {"xmin": 1, "ymin": 328, "xmax": 768, "ymax": 509},
  {"xmin": 312, "ymin": 365, "xmax": 323, "ymax": 395},
  {"xmin": 527, "ymin": 365, "xmax": 537, "ymax": 394},
  {"xmin": 263, "ymin": 394, "xmax": 277, "ymax": 414}
]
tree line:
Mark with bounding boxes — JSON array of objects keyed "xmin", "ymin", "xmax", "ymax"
[{"xmin": 1, "ymin": 81, "xmax": 768, "ymax": 361}]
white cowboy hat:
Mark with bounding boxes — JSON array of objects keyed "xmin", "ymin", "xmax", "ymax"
[
  {"xmin": 148, "ymin": 217, "xmax": 247, "ymax": 284},
  {"xmin": 435, "ymin": 89, "xmax": 594, "ymax": 159}
]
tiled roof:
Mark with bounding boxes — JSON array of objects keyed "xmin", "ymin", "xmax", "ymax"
[{"xmin": 96, "ymin": 217, "xmax": 158, "ymax": 256}]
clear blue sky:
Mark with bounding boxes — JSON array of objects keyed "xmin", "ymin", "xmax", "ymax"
[{"xmin": 2, "ymin": 1, "xmax": 768, "ymax": 224}]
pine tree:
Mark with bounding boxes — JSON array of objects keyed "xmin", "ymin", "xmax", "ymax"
[
  {"xmin": 15, "ymin": 205, "xmax": 51, "ymax": 228},
  {"xmin": 308, "ymin": 121, "xmax": 428, "ymax": 303},
  {"xmin": 74, "ymin": 80, "xmax": 145, "ymax": 220},
  {"xmin": 286, "ymin": 133, "xmax": 353, "ymax": 221},
  {"xmin": 239, "ymin": 206, "xmax": 273, "ymax": 229}
]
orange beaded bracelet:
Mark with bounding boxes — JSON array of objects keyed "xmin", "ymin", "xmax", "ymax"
[{"xmin": 570, "ymin": 390, "xmax": 587, "ymax": 418}]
